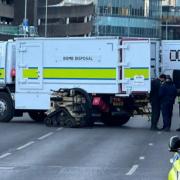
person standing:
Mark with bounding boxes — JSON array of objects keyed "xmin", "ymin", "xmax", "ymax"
[
  {"xmin": 150, "ymin": 74, "xmax": 166, "ymax": 130},
  {"xmin": 159, "ymin": 76, "xmax": 177, "ymax": 132}
]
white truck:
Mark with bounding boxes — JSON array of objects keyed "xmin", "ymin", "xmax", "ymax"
[
  {"xmin": 0, "ymin": 37, "xmax": 174, "ymax": 127},
  {"xmin": 161, "ymin": 40, "xmax": 180, "ymax": 90}
]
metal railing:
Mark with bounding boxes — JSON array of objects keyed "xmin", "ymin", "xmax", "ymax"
[{"xmin": 0, "ymin": 24, "xmax": 38, "ymax": 36}]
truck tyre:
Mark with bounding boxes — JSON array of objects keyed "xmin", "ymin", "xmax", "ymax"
[
  {"xmin": 0, "ymin": 92, "xmax": 14, "ymax": 122},
  {"xmin": 28, "ymin": 111, "xmax": 47, "ymax": 122},
  {"xmin": 101, "ymin": 113, "xmax": 130, "ymax": 126}
]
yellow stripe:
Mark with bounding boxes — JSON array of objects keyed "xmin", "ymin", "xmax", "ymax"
[
  {"xmin": 23, "ymin": 68, "xmax": 38, "ymax": 79},
  {"xmin": 124, "ymin": 68, "xmax": 149, "ymax": 79},
  {"xmin": 43, "ymin": 68, "xmax": 116, "ymax": 79},
  {"xmin": 174, "ymin": 159, "xmax": 180, "ymax": 170},
  {"xmin": 0, "ymin": 69, "xmax": 5, "ymax": 79}
]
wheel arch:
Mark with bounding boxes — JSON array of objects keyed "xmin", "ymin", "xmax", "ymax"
[
  {"xmin": 0, "ymin": 90, "xmax": 14, "ymax": 122},
  {"xmin": 0, "ymin": 86, "xmax": 14, "ymax": 107}
]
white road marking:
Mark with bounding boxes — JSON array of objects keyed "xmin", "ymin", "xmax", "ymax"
[
  {"xmin": 16, "ymin": 141, "xmax": 34, "ymax": 150},
  {"xmin": 148, "ymin": 143, "xmax": 154, "ymax": 146},
  {"xmin": 157, "ymin": 131, "xmax": 162, "ymax": 135},
  {"xmin": 56, "ymin": 127, "xmax": 63, "ymax": 131},
  {"xmin": 0, "ymin": 167, "xmax": 14, "ymax": 170},
  {"xmin": 139, "ymin": 156, "xmax": 145, "ymax": 160},
  {"xmin": 38, "ymin": 132, "xmax": 54, "ymax": 140},
  {"xmin": 126, "ymin": 165, "xmax": 139, "ymax": 175},
  {"xmin": 0, "ymin": 153, "xmax": 11, "ymax": 159}
]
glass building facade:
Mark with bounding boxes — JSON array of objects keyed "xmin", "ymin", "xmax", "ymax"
[
  {"xmin": 94, "ymin": 0, "xmax": 161, "ymax": 38},
  {"xmin": 162, "ymin": 5, "xmax": 180, "ymax": 40}
]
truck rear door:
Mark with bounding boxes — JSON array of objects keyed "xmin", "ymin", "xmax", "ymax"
[
  {"xmin": 16, "ymin": 42, "xmax": 43, "ymax": 90},
  {"xmin": 150, "ymin": 41, "xmax": 160, "ymax": 79},
  {"xmin": 121, "ymin": 39, "xmax": 151, "ymax": 94},
  {"xmin": 0, "ymin": 42, "xmax": 6, "ymax": 85}
]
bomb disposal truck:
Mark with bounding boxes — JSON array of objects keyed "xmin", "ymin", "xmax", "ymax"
[{"xmin": 0, "ymin": 37, "xmax": 165, "ymax": 127}]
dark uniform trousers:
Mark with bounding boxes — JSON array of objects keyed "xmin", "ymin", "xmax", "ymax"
[
  {"xmin": 159, "ymin": 81, "xmax": 177, "ymax": 130},
  {"xmin": 151, "ymin": 102, "xmax": 160, "ymax": 128},
  {"xmin": 161, "ymin": 102, "xmax": 173, "ymax": 129},
  {"xmin": 150, "ymin": 78, "xmax": 161, "ymax": 129}
]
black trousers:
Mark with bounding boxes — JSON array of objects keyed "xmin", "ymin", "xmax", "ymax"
[
  {"xmin": 151, "ymin": 102, "xmax": 160, "ymax": 128},
  {"xmin": 161, "ymin": 102, "xmax": 173, "ymax": 129}
]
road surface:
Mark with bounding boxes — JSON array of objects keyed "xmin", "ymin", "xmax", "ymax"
[{"xmin": 0, "ymin": 105, "xmax": 179, "ymax": 180}]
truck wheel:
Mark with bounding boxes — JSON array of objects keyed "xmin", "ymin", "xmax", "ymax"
[
  {"xmin": 101, "ymin": 113, "xmax": 130, "ymax": 126},
  {"xmin": 28, "ymin": 111, "xmax": 47, "ymax": 122},
  {"xmin": 0, "ymin": 92, "xmax": 14, "ymax": 122}
]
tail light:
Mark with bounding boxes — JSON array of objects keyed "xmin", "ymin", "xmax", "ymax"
[
  {"xmin": 92, "ymin": 97, "xmax": 110, "ymax": 112},
  {"xmin": 92, "ymin": 97, "xmax": 101, "ymax": 106},
  {"xmin": 10, "ymin": 68, "xmax": 16, "ymax": 79}
]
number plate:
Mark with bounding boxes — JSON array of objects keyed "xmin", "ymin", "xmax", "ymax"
[{"xmin": 111, "ymin": 97, "xmax": 124, "ymax": 106}]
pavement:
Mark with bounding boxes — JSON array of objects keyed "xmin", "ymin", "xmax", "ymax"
[{"xmin": 0, "ymin": 104, "xmax": 179, "ymax": 180}]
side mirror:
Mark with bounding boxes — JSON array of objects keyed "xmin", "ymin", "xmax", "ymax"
[{"xmin": 169, "ymin": 136, "xmax": 180, "ymax": 152}]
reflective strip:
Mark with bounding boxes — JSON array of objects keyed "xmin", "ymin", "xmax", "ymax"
[
  {"xmin": 124, "ymin": 68, "xmax": 149, "ymax": 79},
  {"xmin": 23, "ymin": 68, "xmax": 38, "ymax": 79},
  {"xmin": 0, "ymin": 68, "xmax": 5, "ymax": 79},
  {"xmin": 43, "ymin": 68, "xmax": 116, "ymax": 80}
]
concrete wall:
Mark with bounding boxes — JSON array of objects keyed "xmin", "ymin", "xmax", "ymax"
[
  {"xmin": 37, "ymin": 2, "xmax": 94, "ymax": 37},
  {"xmin": 0, "ymin": 2, "xmax": 14, "ymax": 19},
  {"xmin": 38, "ymin": 4, "xmax": 94, "ymax": 18},
  {"xmin": 38, "ymin": 21, "xmax": 93, "ymax": 37}
]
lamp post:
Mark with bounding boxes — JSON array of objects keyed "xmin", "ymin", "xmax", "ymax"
[
  {"xmin": 24, "ymin": 0, "xmax": 27, "ymax": 21},
  {"xmin": 23, "ymin": 0, "xmax": 28, "ymax": 37},
  {"xmin": 45, "ymin": 0, "xmax": 48, "ymax": 37},
  {"xmin": 166, "ymin": 21, "xmax": 168, "ymax": 40}
]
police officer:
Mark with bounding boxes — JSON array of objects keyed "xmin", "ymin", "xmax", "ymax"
[
  {"xmin": 150, "ymin": 74, "xmax": 166, "ymax": 130},
  {"xmin": 159, "ymin": 76, "xmax": 177, "ymax": 132}
]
